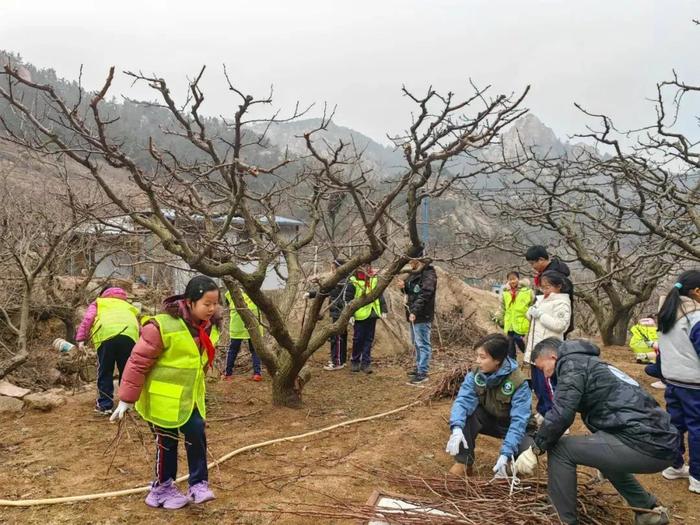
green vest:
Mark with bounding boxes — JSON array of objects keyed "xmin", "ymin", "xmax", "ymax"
[
  {"xmin": 90, "ymin": 297, "xmax": 140, "ymax": 348},
  {"xmin": 474, "ymin": 367, "xmax": 527, "ymax": 420},
  {"xmin": 225, "ymin": 291, "xmax": 263, "ymax": 339},
  {"xmin": 502, "ymin": 287, "xmax": 532, "ymax": 335},
  {"xmin": 135, "ymin": 314, "xmax": 220, "ymax": 429},
  {"xmin": 350, "ymin": 275, "xmax": 381, "ymax": 321},
  {"xmin": 629, "ymin": 324, "xmax": 658, "ymax": 355}
]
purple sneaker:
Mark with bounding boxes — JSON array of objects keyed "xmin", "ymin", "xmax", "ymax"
[
  {"xmin": 145, "ymin": 479, "xmax": 190, "ymax": 509},
  {"xmin": 188, "ymin": 480, "xmax": 216, "ymax": 504}
]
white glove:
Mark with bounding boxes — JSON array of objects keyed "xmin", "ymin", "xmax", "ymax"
[
  {"xmin": 349, "ymin": 317, "xmax": 355, "ymax": 326},
  {"xmin": 303, "ymin": 292, "xmax": 310, "ymax": 299},
  {"xmin": 493, "ymin": 454, "xmax": 509, "ymax": 478},
  {"xmin": 78, "ymin": 341, "xmax": 86, "ymax": 351},
  {"xmin": 514, "ymin": 446, "xmax": 538, "ymax": 476},
  {"xmin": 445, "ymin": 427, "xmax": 468, "ymax": 456},
  {"xmin": 526, "ymin": 306, "xmax": 541, "ymax": 320},
  {"xmin": 109, "ymin": 400, "xmax": 134, "ymax": 422},
  {"xmin": 645, "ymin": 340, "xmax": 654, "ymax": 348}
]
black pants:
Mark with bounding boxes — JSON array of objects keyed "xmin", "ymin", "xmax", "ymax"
[
  {"xmin": 547, "ymin": 432, "xmax": 672, "ymax": 524},
  {"xmin": 329, "ymin": 329, "xmax": 348, "ymax": 366},
  {"xmin": 96, "ymin": 335, "xmax": 134, "ymax": 411},
  {"xmin": 506, "ymin": 331, "xmax": 526, "ymax": 359},
  {"xmin": 351, "ymin": 317, "xmax": 377, "ymax": 365},
  {"xmin": 151, "ymin": 408, "xmax": 208, "ymax": 486},
  {"xmin": 455, "ymin": 405, "xmax": 534, "ymax": 465}
]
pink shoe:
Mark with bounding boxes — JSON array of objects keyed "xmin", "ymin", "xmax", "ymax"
[
  {"xmin": 251, "ymin": 374, "xmax": 262, "ymax": 382},
  {"xmin": 188, "ymin": 480, "xmax": 216, "ymax": 504},
  {"xmin": 145, "ymin": 479, "xmax": 190, "ymax": 509}
]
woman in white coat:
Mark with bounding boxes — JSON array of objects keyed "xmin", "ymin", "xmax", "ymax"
[{"xmin": 524, "ymin": 270, "xmax": 572, "ymax": 421}]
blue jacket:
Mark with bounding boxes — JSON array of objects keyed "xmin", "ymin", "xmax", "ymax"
[{"xmin": 449, "ymin": 357, "xmax": 532, "ymax": 458}]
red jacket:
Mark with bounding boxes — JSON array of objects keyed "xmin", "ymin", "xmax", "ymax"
[{"xmin": 118, "ymin": 296, "xmax": 221, "ymax": 404}]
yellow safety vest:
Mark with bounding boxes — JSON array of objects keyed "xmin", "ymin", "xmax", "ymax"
[
  {"xmin": 502, "ymin": 287, "xmax": 532, "ymax": 335},
  {"xmin": 629, "ymin": 324, "xmax": 658, "ymax": 355},
  {"xmin": 90, "ymin": 297, "xmax": 140, "ymax": 348},
  {"xmin": 350, "ymin": 275, "xmax": 381, "ymax": 321},
  {"xmin": 135, "ymin": 314, "xmax": 220, "ymax": 429},
  {"xmin": 225, "ymin": 291, "xmax": 263, "ymax": 339}
]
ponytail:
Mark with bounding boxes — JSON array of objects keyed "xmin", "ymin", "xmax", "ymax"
[{"xmin": 658, "ymin": 270, "xmax": 700, "ymax": 333}]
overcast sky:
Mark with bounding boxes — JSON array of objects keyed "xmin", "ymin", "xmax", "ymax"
[{"xmin": 2, "ymin": 0, "xmax": 698, "ymax": 144}]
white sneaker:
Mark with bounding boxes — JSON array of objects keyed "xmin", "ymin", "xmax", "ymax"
[
  {"xmin": 650, "ymin": 381, "xmax": 666, "ymax": 390},
  {"xmin": 323, "ymin": 362, "xmax": 345, "ymax": 371},
  {"xmin": 662, "ymin": 465, "xmax": 689, "ymax": 480},
  {"xmin": 690, "ymin": 475, "xmax": 700, "ymax": 494}
]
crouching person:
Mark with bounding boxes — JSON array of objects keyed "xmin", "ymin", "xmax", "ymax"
[
  {"xmin": 110, "ymin": 275, "xmax": 221, "ymax": 509},
  {"xmin": 515, "ymin": 338, "xmax": 680, "ymax": 525},
  {"xmin": 446, "ymin": 333, "xmax": 536, "ymax": 477}
]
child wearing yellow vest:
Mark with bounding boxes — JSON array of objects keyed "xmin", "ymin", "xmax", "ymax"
[
  {"xmin": 224, "ymin": 290, "xmax": 263, "ymax": 381},
  {"xmin": 111, "ymin": 276, "xmax": 221, "ymax": 510},
  {"xmin": 75, "ymin": 285, "xmax": 140, "ymax": 415}
]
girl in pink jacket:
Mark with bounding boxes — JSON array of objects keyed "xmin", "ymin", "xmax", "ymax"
[{"xmin": 75, "ymin": 286, "xmax": 139, "ymax": 415}]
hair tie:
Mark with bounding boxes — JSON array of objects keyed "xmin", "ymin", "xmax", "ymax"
[{"xmin": 674, "ymin": 282, "xmax": 683, "ymax": 290}]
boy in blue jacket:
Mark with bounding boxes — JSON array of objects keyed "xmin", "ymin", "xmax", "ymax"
[{"xmin": 446, "ymin": 333, "xmax": 536, "ymax": 476}]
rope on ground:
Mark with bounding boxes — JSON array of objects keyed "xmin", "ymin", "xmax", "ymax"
[{"xmin": 0, "ymin": 401, "xmax": 420, "ymax": 507}]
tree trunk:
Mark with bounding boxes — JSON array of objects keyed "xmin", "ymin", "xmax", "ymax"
[
  {"xmin": 599, "ymin": 308, "xmax": 634, "ymax": 346},
  {"xmin": 0, "ymin": 284, "xmax": 31, "ymax": 379},
  {"xmin": 271, "ymin": 356, "xmax": 312, "ymax": 408}
]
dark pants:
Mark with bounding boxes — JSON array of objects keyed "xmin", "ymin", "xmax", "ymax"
[
  {"xmin": 531, "ymin": 366, "xmax": 557, "ymax": 416},
  {"xmin": 329, "ymin": 328, "xmax": 348, "ymax": 366},
  {"xmin": 666, "ymin": 383, "xmax": 700, "ymax": 478},
  {"xmin": 506, "ymin": 331, "xmax": 526, "ymax": 359},
  {"xmin": 351, "ymin": 317, "xmax": 377, "ymax": 365},
  {"xmin": 455, "ymin": 405, "xmax": 534, "ymax": 465},
  {"xmin": 96, "ymin": 335, "xmax": 134, "ymax": 411},
  {"xmin": 226, "ymin": 339, "xmax": 261, "ymax": 376},
  {"xmin": 151, "ymin": 408, "xmax": 208, "ymax": 486},
  {"xmin": 547, "ymin": 432, "xmax": 671, "ymax": 524}
]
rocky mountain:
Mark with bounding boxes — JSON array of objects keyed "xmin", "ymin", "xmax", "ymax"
[{"xmin": 248, "ymin": 118, "xmax": 406, "ymax": 179}]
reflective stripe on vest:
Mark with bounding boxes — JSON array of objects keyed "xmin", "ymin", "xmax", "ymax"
[
  {"xmin": 225, "ymin": 291, "xmax": 263, "ymax": 339},
  {"xmin": 350, "ymin": 276, "xmax": 381, "ymax": 321},
  {"xmin": 135, "ymin": 314, "xmax": 220, "ymax": 429},
  {"xmin": 90, "ymin": 297, "xmax": 140, "ymax": 348}
]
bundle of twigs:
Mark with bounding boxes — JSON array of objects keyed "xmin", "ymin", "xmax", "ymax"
[
  {"xmin": 422, "ymin": 363, "xmax": 472, "ymax": 401},
  {"xmin": 241, "ymin": 467, "xmax": 626, "ymax": 524}
]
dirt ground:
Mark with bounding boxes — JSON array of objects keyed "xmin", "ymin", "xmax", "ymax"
[{"xmin": 1, "ymin": 343, "xmax": 698, "ymax": 525}]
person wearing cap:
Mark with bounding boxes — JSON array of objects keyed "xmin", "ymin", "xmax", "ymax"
[
  {"xmin": 515, "ymin": 337, "xmax": 679, "ymax": 525},
  {"xmin": 307, "ymin": 258, "xmax": 356, "ymax": 371},
  {"xmin": 399, "ymin": 249, "xmax": 437, "ymax": 385}
]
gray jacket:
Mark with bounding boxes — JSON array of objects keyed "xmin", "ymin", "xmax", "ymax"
[{"xmin": 659, "ymin": 296, "xmax": 700, "ymax": 389}]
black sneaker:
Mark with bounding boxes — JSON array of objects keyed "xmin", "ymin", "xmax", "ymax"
[
  {"xmin": 408, "ymin": 373, "xmax": 428, "ymax": 385},
  {"xmin": 406, "ymin": 368, "xmax": 418, "ymax": 378},
  {"xmin": 361, "ymin": 363, "xmax": 373, "ymax": 374},
  {"xmin": 351, "ymin": 361, "xmax": 361, "ymax": 372}
]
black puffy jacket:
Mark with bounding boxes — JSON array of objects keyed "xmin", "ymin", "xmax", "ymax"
[
  {"xmin": 308, "ymin": 279, "xmax": 355, "ymax": 320},
  {"xmin": 403, "ymin": 264, "xmax": 437, "ymax": 324},
  {"xmin": 534, "ymin": 340, "xmax": 679, "ymax": 460}
]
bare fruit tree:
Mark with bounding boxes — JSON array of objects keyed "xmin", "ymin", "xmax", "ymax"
[{"xmin": 1, "ymin": 64, "xmax": 528, "ymax": 406}]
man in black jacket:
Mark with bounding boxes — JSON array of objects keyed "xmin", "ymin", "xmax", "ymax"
[
  {"xmin": 307, "ymin": 258, "xmax": 355, "ymax": 371},
  {"xmin": 515, "ymin": 338, "xmax": 679, "ymax": 525},
  {"xmin": 400, "ymin": 255, "xmax": 437, "ymax": 385}
]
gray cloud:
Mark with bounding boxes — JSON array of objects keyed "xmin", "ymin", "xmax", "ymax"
[{"xmin": 2, "ymin": 0, "xmax": 698, "ymax": 143}]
